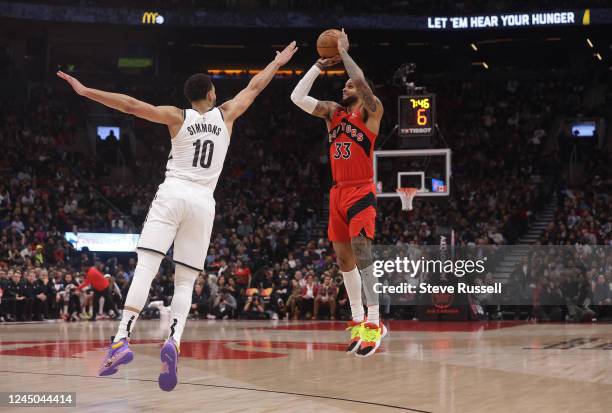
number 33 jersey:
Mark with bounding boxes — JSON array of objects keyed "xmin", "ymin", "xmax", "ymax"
[
  {"xmin": 328, "ymin": 108, "xmax": 378, "ymax": 183},
  {"xmin": 165, "ymin": 107, "xmax": 230, "ymax": 192}
]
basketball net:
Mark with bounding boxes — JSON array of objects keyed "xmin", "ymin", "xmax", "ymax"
[{"xmin": 397, "ymin": 187, "xmax": 418, "ymax": 211}]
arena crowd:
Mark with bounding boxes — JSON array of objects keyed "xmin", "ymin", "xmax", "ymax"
[{"xmin": 1, "ymin": 69, "xmax": 610, "ymax": 323}]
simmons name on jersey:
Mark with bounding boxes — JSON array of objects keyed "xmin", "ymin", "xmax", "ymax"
[{"xmin": 165, "ymin": 107, "xmax": 230, "ymax": 192}]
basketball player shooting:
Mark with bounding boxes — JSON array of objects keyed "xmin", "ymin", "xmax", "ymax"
[
  {"xmin": 57, "ymin": 41, "xmax": 297, "ymax": 390},
  {"xmin": 290, "ymin": 29, "xmax": 386, "ymax": 357}
]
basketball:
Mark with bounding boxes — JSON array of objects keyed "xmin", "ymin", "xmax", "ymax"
[{"xmin": 316, "ymin": 29, "xmax": 344, "ymax": 58}]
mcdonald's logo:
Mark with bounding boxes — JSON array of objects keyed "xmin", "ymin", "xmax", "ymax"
[
  {"xmin": 142, "ymin": 12, "xmax": 165, "ymax": 24},
  {"xmin": 582, "ymin": 9, "xmax": 590, "ymax": 25}
]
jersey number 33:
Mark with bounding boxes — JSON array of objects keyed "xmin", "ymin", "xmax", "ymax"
[{"xmin": 333, "ymin": 142, "xmax": 351, "ymax": 159}]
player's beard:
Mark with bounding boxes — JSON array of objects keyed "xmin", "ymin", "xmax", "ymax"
[{"xmin": 340, "ymin": 94, "xmax": 358, "ymax": 108}]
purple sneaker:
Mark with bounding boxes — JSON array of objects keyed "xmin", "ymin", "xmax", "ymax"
[
  {"xmin": 98, "ymin": 337, "xmax": 133, "ymax": 376},
  {"xmin": 158, "ymin": 338, "xmax": 179, "ymax": 392}
]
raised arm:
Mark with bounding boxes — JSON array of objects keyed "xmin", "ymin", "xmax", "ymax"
[
  {"xmin": 57, "ymin": 71, "xmax": 183, "ymax": 127},
  {"xmin": 337, "ymin": 29, "xmax": 383, "ymax": 117},
  {"xmin": 220, "ymin": 41, "xmax": 298, "ymax": 125},
  {"xmin": 290, "ymin": 55, "xmax": 341, "ymax": 121}
]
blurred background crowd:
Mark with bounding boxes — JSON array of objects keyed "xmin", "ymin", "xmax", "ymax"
[{"xmin": 1, "ymin": 71, "xmax": 609, "ymax": 324}]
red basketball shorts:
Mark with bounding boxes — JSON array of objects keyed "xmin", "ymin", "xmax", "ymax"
[{"xmin": 328, "ymin": 182, "xmax": 377, "ymax": 243}]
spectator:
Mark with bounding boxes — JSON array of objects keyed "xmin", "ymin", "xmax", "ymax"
[
  {"xmin": 233, "ymin": 260, "xmax": 252, "ymax": 292},
  {"xmin": 297, "ymin": 274, "xmax": 318, "ymax": 320},
  {"xmin": 313, "ymin": 273, "xmax": 337, "ymax": 320},
  {"xmin": 286, "ymin": 279, "xmax": 302, "ymax": 320},
  {"xmin": 190, "ymin": 281, "xmax": 210, "ymax": 319},
  {"xmin": 334, "ymin": 274, "xmax": 351, "ymax": 320},
  {"xmin": 3, "ymin": 270, "xmax": 26, "ymax": 321},
  {"xmin": 270, "ymin": 274, "xmax": 291, "ymax": 319},
  {"xmin": 242, "ymin": 293, "xmax": 266, "ymax": 320},
  {"xmin": 77, "ymin": 266, "xmax": 118, "ymax": 321},
  {"xmin": 533, "ymin": 278, "xmax": 566, "ymax": 321},
  {"xmin": 592, "ymin": 274, "xmax": 611, "ymax": 319},
  {"xmin": 22, "ymin": 270, "xmax": 44, "ymax": 321},
  {"xmin": 211, "ymin": 288, "xmax": 237, "ymax": 319}
]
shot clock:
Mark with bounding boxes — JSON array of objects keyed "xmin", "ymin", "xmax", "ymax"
[{"xmin": 398, "ymin": 94, "xmax": 436, "ymax": 138}]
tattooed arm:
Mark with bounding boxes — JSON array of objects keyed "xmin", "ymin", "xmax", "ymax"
[{"xmin": 337, "ymin": 29, "xmax": 383, "ymax": 117}]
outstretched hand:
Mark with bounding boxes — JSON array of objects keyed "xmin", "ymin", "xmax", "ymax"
[
  {"xmin": 274, "ymin": 41, "xmax": 298, "ymax": 66},
  {"xmin": 337, "ymin": 28, "xmax": 349, "ymax": 53},
  {"xmin": 57, "ymin": 71, "xmax": 88, "ymax": 96},
  {"xmin": 316, "ymin": 55, "xmax": 342, "ymax": 69}
]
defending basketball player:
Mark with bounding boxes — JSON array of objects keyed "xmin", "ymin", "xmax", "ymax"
[
  {"xmin": 290, "ymin": 30, "xmax": 386, "ymax": 357},
  {"xmin": 58, "ymin": 41, "xmax": 297, "ymax": 390}
]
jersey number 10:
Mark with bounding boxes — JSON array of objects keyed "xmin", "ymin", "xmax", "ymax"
[{"xmin": 192, "ymin": 139, "xmax": 215, "ymax": 168}]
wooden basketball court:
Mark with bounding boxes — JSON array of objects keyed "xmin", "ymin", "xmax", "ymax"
[{"xmin": 1, "ymin": 320, "xmax": 611, "ymax": 412}]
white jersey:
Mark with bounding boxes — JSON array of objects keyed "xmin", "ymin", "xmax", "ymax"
[{"xmin": 165, "ymin": 107, "xmax": 230, "ymax": 192}]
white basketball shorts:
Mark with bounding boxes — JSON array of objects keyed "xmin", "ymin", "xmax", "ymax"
[{"xmin": 137, "ymin": 177, "xmax": 215, "ymax": 271}]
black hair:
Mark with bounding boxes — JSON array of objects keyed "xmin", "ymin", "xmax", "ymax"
[{"xmin": 183, "ymin": 73, "xmax": 213, "ymax": 102}]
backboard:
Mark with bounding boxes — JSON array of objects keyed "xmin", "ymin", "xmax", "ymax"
[{"xmin": 373, "ymin": 149, "xmax": 451, "ymax": 198}]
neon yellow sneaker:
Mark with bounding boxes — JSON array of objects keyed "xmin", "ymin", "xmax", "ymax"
[
  {"xmin": 356, "ymin": 321, "xmax": 387, "ymax": 357},
  {"xmin": 345, "ymin": 320, "xmax": 364, "ymax": 354}
]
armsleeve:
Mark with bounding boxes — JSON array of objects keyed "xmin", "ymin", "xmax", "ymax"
[{"xmin": 290, "ymin": 65, "xmax": 322, "ymax": 114}]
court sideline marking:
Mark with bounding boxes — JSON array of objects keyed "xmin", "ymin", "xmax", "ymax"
[{"xmin": 0, "ymin": 369, "xmax": 433, "ymax": 412}]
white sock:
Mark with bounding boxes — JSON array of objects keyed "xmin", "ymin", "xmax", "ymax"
[
  {"xmin": 359, "ymin": 264, "xmax": 380, "ymax": 326},
  {"xmin": 168, "ymin": 265, "xmax": 199, "ymax": 347},
  {"xmin": 367, "ymin": 305, "xmax": 380, "ymax": 326},
  {"xmin": 342, "ymin": 267, "xmax": 364, "ymax": 322},
  {"xmin": 114, "ymin": 310, "xmax": 139, "ymax": 342},
  {"xmin": 113, "ymin": 249, "xmax": 163, "ymax": 342}
]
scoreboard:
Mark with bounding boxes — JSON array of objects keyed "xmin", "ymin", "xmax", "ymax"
[{"xmin": 398, "ymin": 94, "xmax": 436, "ymax": 138}]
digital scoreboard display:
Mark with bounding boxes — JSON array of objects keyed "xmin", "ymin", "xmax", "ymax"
[{"xmin": 398, "ymin": 94, "xmax": 436, "ymax": 138}]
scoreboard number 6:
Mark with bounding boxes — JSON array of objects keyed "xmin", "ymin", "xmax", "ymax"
[
  {"xmin": 398, "ymin": 94, "xmax": 436, "ymax": 138},
  {"xmin": 417, "ymin": 108, "xmax": 428, "ymax": 126}
]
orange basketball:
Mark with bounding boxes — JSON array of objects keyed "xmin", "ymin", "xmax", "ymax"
[{"xmin": 316, "ymin": 29, "xmax": 345, "ymax": 58}]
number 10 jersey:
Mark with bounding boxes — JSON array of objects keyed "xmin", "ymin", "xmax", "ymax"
[{"xmin": 165, "ymin": 107, "xmax": 230, "ymax": 193}]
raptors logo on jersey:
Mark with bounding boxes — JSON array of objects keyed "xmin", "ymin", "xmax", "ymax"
[
  {"xmin": 328, "ymin": 108, "xmax": 377, "ymax": 183},
  {"xmin": 327, "ymin": 108, "xmax": 378, "ymax": 242}
]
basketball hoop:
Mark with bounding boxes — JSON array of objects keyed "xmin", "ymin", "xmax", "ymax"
[{"xmin": 397, "ymin": 187, "xmax": 418, "ymax": 211}]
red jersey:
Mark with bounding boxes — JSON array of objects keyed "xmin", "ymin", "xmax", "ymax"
[
  {"xmin": 234, "ymin": 266, "xmax": 251, "ymax": 286},
  {"xmin": 328, "ymin": 108, "xmax": 378, "ymax": 183},
  {"xmin": 77, "ymin": 267, "xmax": 109, "ymax": 292}
]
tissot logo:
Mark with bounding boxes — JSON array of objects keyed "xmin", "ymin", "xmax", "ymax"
[{"xmin": 142, "ymin": 12, "xmax": 165, "ymax": 24}]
